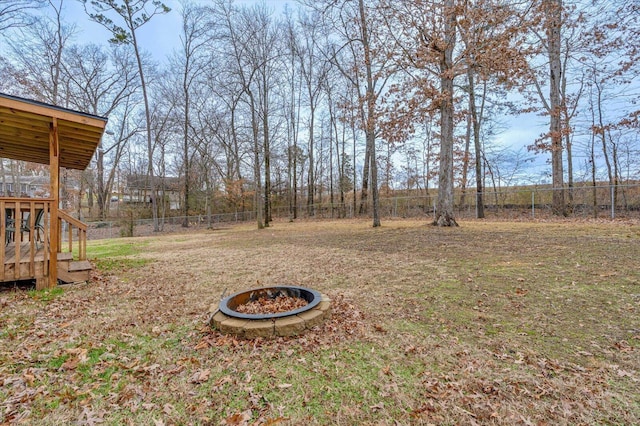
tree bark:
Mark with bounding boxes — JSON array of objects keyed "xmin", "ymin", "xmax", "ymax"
[
  {"xmin": 433, "ymin": 0, "xmax": 458, "ymax": 227},
  {"xmin": 358, "ymin": 0, "xmax": 380, "ymax": 227},
  {"xmin": 547, "ymin": 0, "xmax": 566, "ymax": 216},
  {"xmin": 467, "ymin": 71, "xmax": 484, "ymax": 219}
]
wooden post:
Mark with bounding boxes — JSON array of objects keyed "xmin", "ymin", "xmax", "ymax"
[
  {"xmin": 0, "ymin": 200, "xmax": 4, "ymax": 282},
  {"xmin": 46, "ymin": 118, "xmax": 60, "ymax": 290}
]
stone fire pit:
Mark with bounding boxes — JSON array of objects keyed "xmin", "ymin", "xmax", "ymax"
[{"xmin": 209, "ymin": 286, "xmax": 331, "ymax": 338}]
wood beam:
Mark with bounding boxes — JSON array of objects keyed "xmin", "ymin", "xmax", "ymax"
[
  {"xmin": 46, "ymin": 118, "xmax": 59, "ymax": 290},
  {"xmin": 1, "ymin": 96, "xmax": 107, "ymax": 129}
]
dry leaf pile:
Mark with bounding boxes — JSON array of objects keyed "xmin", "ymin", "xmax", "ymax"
[{"xmin": 234, "ymin": 295, "xmax": 308, "ymax": 315}]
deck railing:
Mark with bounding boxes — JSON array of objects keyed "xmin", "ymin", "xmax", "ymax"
[
  {"xmin": 58, "ymin": 210, "xmax": 87, "ymax": 261},
  {"xmin": 1, "ymin": 197, "xmax": 88, "ymax": 283},
  {"xmin": 1, "ymin": 198, "xmax": 52, "ymax": 282}
]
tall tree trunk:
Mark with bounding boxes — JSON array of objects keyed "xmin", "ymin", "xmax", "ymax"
[
  {"xmin": 262, "ymin": 75, "xmax": 271, "ymax": 227},
  {"xmin": 564, "ymin": 130, "xmax": 573, "ymax": 212},
  {"xmin": 468, "ymin": 71, "xmax": 484, "ymax": 219},
  {"xmin": 329, "ymin": 103, "xmax": 336, "ymax": 217},
  {"xmin": 590, "ymin": 107, "xmax": 598, "ymax": 219},
  {"xmin": 97, "ymin": 147, "xmax": 106, "ymax": 219},
  {"xmin": 609, "ymin": 129, "xmax": 619, "ymax": 210},
  {"xmin": 318, "ymin": 122, "xmax": 324, "ymax": 210},
  {"xmin": 288, "ymin": 63, "xmax": 298, "ymax": 220},
  {"xmin": 433, "ymin": 0, "xmax": 458, "ymax": 227},
  {"xmin": 596, "ymin": 80, "xmax": 614, "ymax": 190},
  {"xmin": 357, "ymin": 0, "xmax": 380, "ymax": 227},
  {"xmin": 547, "ymin": 0, "xmax": 565, "ymax": 216},
  {"xmin": 130, "ymin": 35, "xmax": 159, "ymax": 230},
  {"xmin": 230, "ymin": 105, "xmax": 245, "ymax": 213},
  {"xmin": 182, "ymin": 85, "xmax": 190, "ymax": 228},
  {"xmin": 307, "ymin": 106, "xmax": 315, "ymax": 217},
  {"xmin": 248, "ymin": 92, "xmax": 263, "ymax": 229},
  {"xmin": 358, "ymin": 137, "xmax": 370, "ymax": 215},
  {"xmin": 460, "ymin": 105, "xmax": 471, "ymax": 210}
]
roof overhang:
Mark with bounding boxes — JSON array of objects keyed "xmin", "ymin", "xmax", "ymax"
[{"xmin": 0, "ymin": 93, "xmax": 108, "ymax": 171}]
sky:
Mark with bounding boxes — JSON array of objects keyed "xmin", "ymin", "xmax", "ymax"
[{"xmin": 61, "ymin": 0, "xmax": 293, "ymax": 59}]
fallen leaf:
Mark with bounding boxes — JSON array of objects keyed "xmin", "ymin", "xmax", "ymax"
[
  {"xmin": 61, "ymin": 357, "xmax": 79, "ymax": 371},
  {"xmin": 264, "ymin": 417, "xmax": 289, "ymax": 426},
  {"xmin": 369, "ymin": 402, "xmax": 384, "ymax": 411},
  {"xmin": 277, "ymin": 383, "xmax": 292, "ymax": 389},
  {"xmin": 373, "ymin": 324, "xmax": 387, "ymax": 333},
  {"xmin": 165, "ymin": 365, "xmax": 185, "ymax": 375},
  {"xmin": 221, "ymin": 409, "xmax": 252, "ymax": 426},
  {"xmin": 189, "ymin": 369, "xmax": 210, "ymax": 384},
  {"xmin": 193, "ymin": 340, "xmax": 210, "ymax": 350},
  {"xmin": 163, "ymin": 403, "xmax": 175, "ymax": 416},
  {"xmin": 213, "ymin": 375, "xmax": 233, "ymax": 390},
  {"xmin": 78, "ymin": 407, "xmax": 104, "ymax": 426},
  {"xmin": 617, "ymin": 369, "xmax": 633, "ymax": 378}
]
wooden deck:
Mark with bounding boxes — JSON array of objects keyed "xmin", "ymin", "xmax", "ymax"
[
  {"xmin": 2, "ymin": 242, "xmax": 47, "ymax": 281},
  {"xmin": 3, "ymin": 241, "xmax": 91, "ymax": 285},
  {"xmin": 1, "ymin": 198, "xmax": 92, "ymax": 287},
  {"xmin": 4, "ymin": 241, "xmax": 46, "ymax": 263}
]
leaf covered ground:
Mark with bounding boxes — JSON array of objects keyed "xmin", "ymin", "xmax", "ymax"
[{"xmin": 1, "ymin": 218, "xmax": 639, "ymax": 425}]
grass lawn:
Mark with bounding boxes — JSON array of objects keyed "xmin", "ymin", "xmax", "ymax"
[{"xmin": 1, "ymin": 218, "xmax": 639, "ymax": 425}]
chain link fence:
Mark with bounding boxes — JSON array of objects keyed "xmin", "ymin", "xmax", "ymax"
[
  {"xmin": 87, "ymin": 211, "xmax": 255, "ymax": 240},
  {"xmin": 273, "ymin": 184, "xmax": 640, "ymax": 220},
  {"xmin": 86, "ymin": 184, "xmax": 640, "ymax": 239}
]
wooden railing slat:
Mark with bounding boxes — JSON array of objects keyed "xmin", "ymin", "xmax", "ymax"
[
  {"xmin": 1, "ymin": 198, "xmax": 88, "ymax": 284},
  {"xmin": 57, "ymin": 210, "xmax": 88, "ymax": 261}
]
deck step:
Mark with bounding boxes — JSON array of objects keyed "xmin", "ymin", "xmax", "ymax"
[
  {"xmin": 57, "ymin": 252, "xmax": 74, "ymax": 261},
  {"xmin": 67, "ymin": 259, "xmax": 92, "ymax": 272},
  {"xmin": 57, "ymin": 259, "xmax": 92, "ymax": 284}
]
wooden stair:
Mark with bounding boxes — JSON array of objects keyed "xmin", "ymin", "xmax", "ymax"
[
  {"xmin": 2, "ymin": 249, "xmax": 92, "ymax": 284},
  {"xmin": 56, "ymin": 252, "xmax": 92, "ymax": 283}
]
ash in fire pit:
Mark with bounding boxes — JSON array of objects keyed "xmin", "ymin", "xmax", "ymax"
[{"xmin": 210, "ymin": 286, "xmax": 331, "ymax": 338}]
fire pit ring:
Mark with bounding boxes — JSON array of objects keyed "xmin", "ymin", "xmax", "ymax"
[
  {"xmin": 209, "ymin": 285, "xmax": 331, "ymax": 338},
  {"xmin": 220, "ymin": 286, "xmax": 321, "ymax": 319}
]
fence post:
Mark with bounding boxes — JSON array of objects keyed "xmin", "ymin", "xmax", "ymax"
[
  {"xmin": 611, "ymin": 185, "xmax": 615, "ymax": 219},
  {"xmin": 475, "ymin": 192, "xmax": 478, "ymax": 218},
  {"xmin": 531, "ymin": 191, "xmax": 535, "ymax": 218}
]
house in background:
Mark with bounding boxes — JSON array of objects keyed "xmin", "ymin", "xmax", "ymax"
[
  {"xmin": 0, "ymin": 175, "xmax": 50, "ymax": 198},
  {"xmin": 124, "ymin": 173, "xmax": 182, "ymax": 210}
]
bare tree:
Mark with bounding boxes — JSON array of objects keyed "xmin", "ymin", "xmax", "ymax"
[
  {"xmin": 83, "ymin": 0, "xmax": 171, "ymax": 231},
  {"xmin": 283, "ymin": 10, "xmax": 303, "ymax": 219},
  {"xmin": 379, "ymin": 0, "xmax": 531, "ymax": 226},
  {"xmin": 290, "ymin": 9, "xmax": 331, "ymax": 217},
  {"xmin": 63, "ymin": 43, "xmax": 139, "ymax": 219},
  {"xmin": 207, "ymin": 1, "xmax": 284, "ymax": 229},
  {"xmin": 170, "ymin": 2, "xmax": 209, "ymax": 227},
  {"xmin": 0, "ymin": 0, "xmax": 46, "ymax": 32},
  {"xmin": 524, "ymin": 0, "xmax": 588, "ymax": 216},
  {"xmin": 5, "ymin": 0, "xmax": 75, "ymax": 104},
  {"xmin": 248, "ymin": 4, "xmax": 282, "ymax": 227},
  {"xmin": 544, "ymin": 0, "xmax": 565, "ymax": 216},
  {"xmin": 209, "ymin": 0, "xmax": 264, "ymax": 228},
  {"xmin": 312, "ymin": 0, "xmax": 391, "ymax": 227}
]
